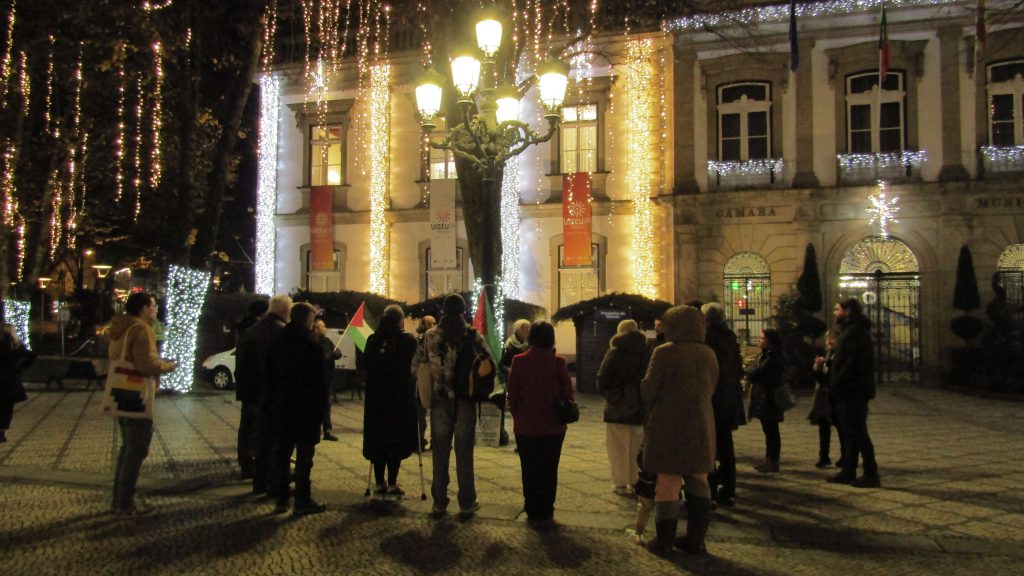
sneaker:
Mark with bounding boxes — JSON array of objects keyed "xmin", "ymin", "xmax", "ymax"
[
  {"xmin": 625, "ymin": 528, "xmax": 646, "ymax": 545},
  {"xmin": 293, "ymin": 500, "xmax": 327, "ymax": 516},
  {"xmin": 458, "ymin": 501, "xmax": 481, "ymax": 517},
  {"xmin": 387, "ymin": 485, "xmax": 405, "ymax": 498},
  {"xmin": 431, "ymin": 502, "xmax": 448, "ymax": 516},
  {"xmin": 851, "ymin": 474, "xmax": 881, "ymax": 488},
  {"xmin": 323, "ymin": 431, "xmax": 339, "ymax": 442},
  {"xmin": 613, "ymin": 485, "xmax": 634, "ymax": 497},
  {"xmin": 815, "ymin": 458, "xmax": 832, "ymax": 469},
  {"xmin": 826, "ymin": 473, "xmax": 854, "ymax": 485},
  {"xmin": 373, "ymin": 484, "xmax": 387, "ymax": 496}
]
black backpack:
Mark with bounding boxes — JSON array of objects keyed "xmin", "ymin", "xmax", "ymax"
[{"xmin": 451, "ymin": 328, "xmax": 496, "ymax": 402}]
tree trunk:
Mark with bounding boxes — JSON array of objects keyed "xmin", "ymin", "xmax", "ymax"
[{"xmin": 170, "ymin": 8, "xmax": 200, "ymax": 267}]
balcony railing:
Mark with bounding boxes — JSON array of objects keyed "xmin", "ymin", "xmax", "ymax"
[
  {"xmin": 981, "ymin": 145, "xmax": 1024, "ymax": 175},
  {"xmin": 837, "ymin": 151, "xmax": 925, "ymax": 185},
  {"xmin": 708, "ymin": 159, "xmax": 784, "ymax": 191}
]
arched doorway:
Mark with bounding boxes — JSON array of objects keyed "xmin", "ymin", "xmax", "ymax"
[
  {"xmin": 997, "ymin": 244, "xmax": 1024, "ymax": 311},
  {"xmin": 838, "ymin": 236, "xmax": 920, "ymax": 385},
  {"xmin": 723, "ymin": 252, "xmax": 771, "ymax": 346}
]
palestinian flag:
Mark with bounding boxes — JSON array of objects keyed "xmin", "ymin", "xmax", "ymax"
[
  {"xmin": 472, "ymin": 290, "xmax": 502, "ymax": 360},
  {"xmin": 342, "ymin": 302, "xmax": 374, "ymax": 352}
]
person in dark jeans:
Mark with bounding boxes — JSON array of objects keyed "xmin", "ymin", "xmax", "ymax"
[
  {"xmin": 507, "ymin": 321, "xmax": 574, "ymax": 524},
  {"xmin": 745, "ymin": 328, "xmax": 785, "ymax": 474},
  {"xmin": 314, "ymin": 320, "xmax": 341, "ymax": 441},
  {"xmin": 827, "ymin": 298, "xmax": 880, "ymax": 488},
  {"xmin": 810, "ymin": 330, "xmax": 844, "ymax": 468},
  {"xmin": 701, "ymin": 303, "xmax": 746, "ymax": 507},
  {"xmin": 266, "ymin": 303, "xmax": 328, "ymax": 515}
]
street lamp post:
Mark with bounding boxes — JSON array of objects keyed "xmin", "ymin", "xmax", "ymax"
[
  {"xmin": 92, "ymin": 265, "xmax": 112, "ymax": 329},
  {"xmin": 37, "ymin": 276, "xmax": 51, "ymax": 350},
  {"xmin": 414, "ymin": 10, "xmax": 569, "ymax": 296}
]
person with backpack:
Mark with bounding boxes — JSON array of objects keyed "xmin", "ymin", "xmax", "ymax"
[{"xmin": 413, "ymin": 293, "xmax": 496, "ymax": 517}]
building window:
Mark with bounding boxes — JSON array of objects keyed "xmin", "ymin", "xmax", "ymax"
[
  {"xmin": 310, "ymin": 124, "xmax": 344, "ymax": 186},
  {"xmin": 302, "ymin": 243, "xmax": 346, "ymax": 293},
  {"xmin": 424, "ymin": 246, "xmax": 466, "ymax": 299},
  {"xmin": 846, "ymin": 71, "xmax": 904, "ymax": 154},
  {"xmin": 989, "ymin": 61, "xmax": 1024, "ymax": 147},
  {"xmin": 560, "ymin": 104, "xmax": 598, "ymax": 174},
  {"xmin": 557, "ymin": 243, "xmax": 600, "ymax": 309},
  {"xmin": 717, "ymin": 82, "xmax": 771, "ymax": 161},
  {"xmin": 722, "ymin": 252, "xmax": 771, "ymax": 346},
  {"xmin": 427, "ymin": 118, "xmax": 458, "ymax": 180}
]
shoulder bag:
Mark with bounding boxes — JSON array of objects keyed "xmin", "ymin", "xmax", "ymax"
[{"xmin": 101, "ymin": 324, "xmax": 156, "ymax": 419}]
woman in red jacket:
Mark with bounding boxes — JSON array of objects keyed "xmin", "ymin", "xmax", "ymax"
[{"xmin": 506, "ymin": 320, "xmax": 575, "ymax": 524}]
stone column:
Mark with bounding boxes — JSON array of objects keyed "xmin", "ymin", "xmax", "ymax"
[
  {"xmin": 938, "ymin": 27, "xmax": 969, "ymax": 181},
  {"xmin": 792, "ymin": 37, "xmax": 819, "ymax": 189},
  {"xmin": 673, "ymin": 45, "xmax": 700, "ymax": 195}
]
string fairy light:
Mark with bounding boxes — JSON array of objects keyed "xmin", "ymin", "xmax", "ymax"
[
  {"xmin": 500, "ymin": 157, "xmax": 521, "ymax": 300},
  {"xmin": 43, "ymin": 35, "xmax": 54, "ymax": 131},
  {"xmin": 114, "ymin": 43, "xmax": 126, "ymax": 204},
  {"xmin": 260, "ymin": 0, "xmax": 278, "ymax": 74},
  {"xmin": 981, "ymin": 145, "xmax": 1024, "ymax": 171},
  {"xmin": 1, "ymin": 299, "xmax": 31, "ymax": 348},
  {"xmin": 48, "ymin": 166, "xmax": 62, "ymax": 259},
  {"xmin": 161, "ymin": 264, "xmax": 210, "ymax": 393},
  {"xmin": 624, "ymin": 38, "xmax": 658, "ymax": 299},
  {"xmin": 255, "ymin": 74, "xmax": 280, "ymax": 295},
  {"xmin": 132, "ymin": 76, "xmax": 144, "ymax": 215},
  {"xmin": 708, "ymin": 158, "xmax": 785, "ymax": 178},
  {"xmin": 141, "ymin": 0, "xmax": 175, "ymax": 10},
  {"xmin": 66, "ymin": 43, "xmax": 84, "ymax": 248},
  {"xmin": 866, "ymin": 181, "xmax": 900, "ymax": 238},
  {"xmin": 150, "ymin": 40, "xmax": 163, "ymax": 191},
  {"xmin": 0, "ymin": 0, "xmax": 15, "ymax": 104},
  {"xmin": 368, "ymin": 62, "xmax": 390, "ymax": 295},
  {"xmin": 664, "ymin": 0, "xmax": 958, "ymax": 33}
]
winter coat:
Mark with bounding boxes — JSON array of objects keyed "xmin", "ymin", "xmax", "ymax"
[
  {"xmin": 830, "ymin": 314, "xmax": 875, "ymax": 403},
  {"xmin": 0, "ymin": 331, "xmax": 35, "ymax": 404},
  {"xmin": 266, "ymin": 322, "xmax": 326, "ymax": 446},
  {"xmin": 104, "ymin": 314, "xmax": 175, "ymax": 420},
  {"xmin": 500, "ymin": 335, "xmax": 529, "ymax": 379},
  {"xmin": 746, "ymin": 348, "xmax": 785, "ymax": 423},
  {"xmin": 507, "ymin": 347, "xmax": 574, "ymax": 437},
  {"xmin": 705, "ymin": 323, "xmax": 746, "ymax": 431},
  {"xmin": 413, "ymin": 316, "xmax": 494, "ymax": 402},
  {"xmin": 363, "ymin": 326, "xmax": 419, "ymax": 462},
  {"xmin": 234, "ymin": 313, "xmax": 286, "ymax": 403},
  {"xmin": 318, "ymin": 335, "xmax": 341, "ymax": 389},
  {"xmin": 596, "ymin": 330, "xmax": 647, "ymax": 425},
  {"xmin": 641, "ymin": 306, "xmax": 718, "ymax": 476}
]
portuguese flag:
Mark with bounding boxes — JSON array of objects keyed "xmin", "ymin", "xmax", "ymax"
[
  {"xmin": 473, "ymin": 290, "xmax": 501, "ymax": 360},
  {"xmin": 343, "ymin": 302, "xmax": 374, "ymax": 353}
]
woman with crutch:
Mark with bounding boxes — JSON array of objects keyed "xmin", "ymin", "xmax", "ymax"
[{"xmin": 362, "ymin": 305, "xmax": 420, "ymax": 500}]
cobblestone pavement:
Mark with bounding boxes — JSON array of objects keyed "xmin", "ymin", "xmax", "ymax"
[{"xmin": 1, "ymin": 383, "xmax": 1022, "ymax": 575}]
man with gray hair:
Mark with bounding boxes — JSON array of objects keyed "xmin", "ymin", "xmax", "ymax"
[
  {"xmin": 701, "ymin": 302, "xmax": 746, "ymax": 508},
  {"xmin": 235, "ymin": 294, "xmax": 292, "ymax": 493}
]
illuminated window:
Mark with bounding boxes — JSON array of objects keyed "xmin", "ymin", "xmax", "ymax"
[
  {"xmin": 301, "ymin": 243, "xmax": 346, "ymax": 293},
  {"xmin": 560, "ymin": 104, "xmax": 598, "ymax": 174},
  {"xmin": 717, "ymin": 82, "xmax": 771, "ymax": 161},
  {"xmin": 989, "ymin": 61, "xmax": 1024, "ymax": 147},
  {"xmin": 722, "ymin": 252, "xmax": 771, "ymax": 346},
  {"xmin": 310, "ymin": 124, "xmax": 345, "ymax": 186},
  {"xmin": 557, "ymin": 243, "xmax": 600, "ymax": 309},
  {"xmin": 846, "ymin": 71, "xmax": 904, "ymax": 153}
]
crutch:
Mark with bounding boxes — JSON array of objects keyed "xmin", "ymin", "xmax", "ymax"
[
  {"xmin": 364, "ymin": 460, "xmax": 374, "ymax": 497},
  {"xmin": 416, "ymin": 419, "xmax": 427, "ymax": 501}
]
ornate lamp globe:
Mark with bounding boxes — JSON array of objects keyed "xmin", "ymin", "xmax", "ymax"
[
  {"xmin": 449, "ymin": 45, "xmax": 482, "ymax": 104},
  {"xmin": 415, "ymin": 67, "xmax": 445, "ymax": 131},
  {"xmin": 537, "ymin": 57, "xmax": 570, "ymax": 119},
  {"xmin": 475, "ymin": 9, "xmax": 503, "ymax": 59},
  {"xmin": 495, "ymin": 84, "xmax": 520, "ymax": 124}
]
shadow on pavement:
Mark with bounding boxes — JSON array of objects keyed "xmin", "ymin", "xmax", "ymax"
[
  {"xmin": 379, "ymin": 522, "xmax": 462, "ymax": 574},
  {"xmin": 537, "ymin": 523, "xmax": 593, "ymax": 568}
]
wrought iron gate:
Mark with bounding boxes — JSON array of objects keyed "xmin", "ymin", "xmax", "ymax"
[
  {"xmin": 838, "ymin": 237, "xmax": 921, "ymax": 386},
  {"xmin": 723, "ymin": 252, "xmax": 772, "ymax": 346}
]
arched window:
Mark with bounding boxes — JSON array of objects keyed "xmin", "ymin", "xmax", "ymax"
[
  {"xmin": 846, "ymin": 71, "xmax": 905, "ymax": 154},
  {"xmin": 718, "ymin": 82, "xmax": 771, "ymax": 162},
  {"xmin": 996, "ymin": 243, "xmax": 1024, "ymax": 314},
  {"xmin": 722, "ymin": 252, "xmax": 771, "ymax": 345}
]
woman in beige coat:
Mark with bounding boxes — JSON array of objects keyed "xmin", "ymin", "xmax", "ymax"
[{"xmin": 641, "ymin": 305, "xmax": 718, "ymax": 556}]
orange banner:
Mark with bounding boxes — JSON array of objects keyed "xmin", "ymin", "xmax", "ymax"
[
  {"xmin": 310, "ymin": 185, "xmax": 335, "ymax": 271},
  {"xmin": 562, "ymin": 173, "xmax": 592, "ymax": 266}
]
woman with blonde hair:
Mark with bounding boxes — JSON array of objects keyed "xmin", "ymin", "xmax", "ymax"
[{"xmin": 596, "ymin": 318, "xmax": 647, "ymax": 496}]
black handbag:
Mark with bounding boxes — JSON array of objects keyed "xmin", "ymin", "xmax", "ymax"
[{"xmin": 558, "ymin": 398, "xmax": 580, "ymax": 424}]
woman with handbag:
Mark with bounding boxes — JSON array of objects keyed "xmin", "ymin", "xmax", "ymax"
[
  {"xmin": 746, "ymin": 328, "xmax": 786, "ymax": 474},
  {"xmin": 506, "ymin": 320, "xmax": 574, "ymax": 525}
]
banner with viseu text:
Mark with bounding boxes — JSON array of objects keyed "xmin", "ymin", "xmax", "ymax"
[
  {"xmin": 309, "ymin": 185, "xmax": 335, "ymax": 271},
  {"xmin": 429, "ymin": 181, "xmax": 457, "ymax": 269},
  {"xmin": 562, "ymin": 172, "xmax": 593, "ymax": 266}
]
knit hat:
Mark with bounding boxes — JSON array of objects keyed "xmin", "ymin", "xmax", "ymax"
[
  {"xmin": 382, "ymin": 304, "xmax": 404, "ymax": 321},
  {"xmin": 443, "ymin": 293, "xmax": 466, "ymax": 316}
]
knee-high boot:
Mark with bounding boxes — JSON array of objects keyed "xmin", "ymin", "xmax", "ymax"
[
  {"xmin": 646, "ymin": 500, "xmax": 679, "ymax": 556},
  {"xmin": 675, "ymin": 494, "xmax": 712, "ymax": 555}
]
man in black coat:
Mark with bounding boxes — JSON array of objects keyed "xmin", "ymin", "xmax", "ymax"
[
  {"xmin": 234, "ymin": 295, "xmax": 290, "ymax": 490},
  {"xmin": 827, "ymin": 298, "xmax": 880, "ymax": 488},
  {"xmin": 701, "ymin": 303, "xmax": 746, "ymax": 507},
  {"xmin": 267, "ymin": 302, "xmax": 327, "ymax": 515}
]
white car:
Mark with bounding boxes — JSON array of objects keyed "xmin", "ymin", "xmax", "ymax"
[
  {"xmin": 202, "ymin": 348, "xmax": 237, "ymax": 390},
  {"xmin": 201, "ymin": 328, "xmax": 349, "ymax": 391}
]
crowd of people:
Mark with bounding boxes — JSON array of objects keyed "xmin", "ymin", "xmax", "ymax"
[{"xmin": 0, "ymin": 290, "xmax": 883, "ymax": 556}]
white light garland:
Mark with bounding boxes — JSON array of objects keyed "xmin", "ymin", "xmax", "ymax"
[
  {"xmin": 150, "ymin": 41, "xmax": 163, "ymax": 191},
  {"xmin": 2, "ymin": 299, "xmax": 31, "ymax": 349},
  {"xmin": 866, "ymin": 181, "xmax": 900, "ymax": 238},
  {"xmin": 500, "ymin": 155, "xmax": 521, "ymax": 300},
  {"xmin": 255, "ymin": 74, "xmax": 279, "ymax": 295},
  {"xmin": 368, "ymin": 62, "xmax": 390, "ymax": 295},
  {"xmin": 981, "ymin": 145, "xmax": 1024, "ymax": 172},
  {"xmin": 664, "ymin": 0, "xmax": 958, "ymax": 32},
  {"xmin": 162, "ymin": 265, "xmax": 209, "ymax": 393},
  {"xmin": 837, "ymin": 150, "xmax": 926, "ymax": 170},
  {"xmin": 708, "ymin": 159, "xmax": 785, "ymax": 177},
  {"xmin": 625, "ymin": 38, "xmax": 658, "ymax": 299}
]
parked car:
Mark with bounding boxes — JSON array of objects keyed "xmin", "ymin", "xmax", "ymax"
[{"xmin": 202, "ymin": 348, "xmax": 236, "ymax": 390}]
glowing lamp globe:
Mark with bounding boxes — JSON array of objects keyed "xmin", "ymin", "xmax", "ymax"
[
  {"xmin": 450, "ymin": 46, "xmax": 482, "ymax": 102},
  {"xmin": 415, "ymin": 67, "xmax": 444, "ymax": 129},
  {"xmin": 475, "ymin": 12, "xmax": 503, "ymax": 58},
  {"xmin": 495, "ymin": 85, "xmax": 520, "ymax": 124},
  {"xmin": 537, "ymin": 57, "xmax": 570, "ymax": 114}
]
